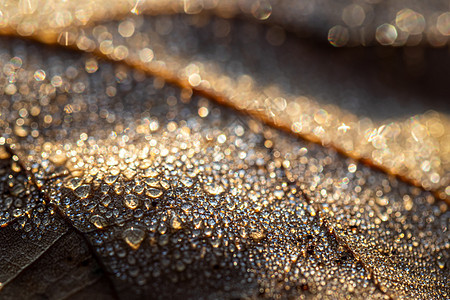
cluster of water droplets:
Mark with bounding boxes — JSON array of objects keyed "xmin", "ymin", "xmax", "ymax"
[{"xmin": 0, "ymin": 41, "xmax": 448, "ymax": 298}]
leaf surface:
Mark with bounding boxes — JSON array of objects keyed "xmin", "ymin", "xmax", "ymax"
[{"xmin": 0, "ymin": 2, "xmax": 449, "ymax": 299}]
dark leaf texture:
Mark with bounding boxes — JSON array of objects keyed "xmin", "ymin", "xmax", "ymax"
[{"xmin": 0, "ymin": 1, "xmax": 449, "ymax": 299}]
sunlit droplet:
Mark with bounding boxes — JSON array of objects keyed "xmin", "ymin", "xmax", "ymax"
[
  {"xmin": 123, "ymin": 227, "xmax": 145, "ymax": 250},
  {"xmin": 124, "ymin": 194, "xmax": 140, "ymax": 209},
  {"xmin": 90, "ymin": 214, "xmax": 108, "ymax": 229},
  {"xmin": 170, "ymin": 215, "xmax": 182, "ymax": 230},
  {"xmin": 437, "ymin": 257, "xmax": 446, "ymax": 269},
  {"xmin": 217, "ymin": 134, "xmax": 227, "ymax": 144},
  {"xmin": 204, "ymin": 183, "xmax": 225, "ymax": 195},
  {"xmin": 274, "ymin": 189, "xmax": 284, "ymax": 200},
  {"xmin": 348, "ymin": 164, "xmax": 357, "ymax": 173},
  {"xmin": 251, "ymin": 0, "xmax": 272, "ymax": 20},
  {"xmin": 139, "ymin": 48, "xmax": 154, "ymax": 63},
  {"xmin": 250, "ymin": 229, "xmax": 266, "ymax": 241},
  {"xmin": 118, "ymin": 20, "xmax": 135, "ymax": 37},
  {"xmin": 74, "ymin": 184, "xmax": 90, "ymax": 199},
  {"xmin": 34, "ymin": 70, "xmax": 46, "ymax": 81},
  {"xmin": 85, "ymin": 59, "xmax": 98, "ymax": 73},
  {"xmin": 183, "ymin": 0, "xmax": 203, "ymax": 15},
  {"xmin": 146, "ymin": 188, "xmax": 163, "ymax": 198}
]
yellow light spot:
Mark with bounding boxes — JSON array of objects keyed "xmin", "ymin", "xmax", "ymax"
[{"xmin": 376, "ymin": 24, "xmax": 398, "ymax": 45}]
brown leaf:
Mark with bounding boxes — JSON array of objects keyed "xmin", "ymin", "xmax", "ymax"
[{"xmin": 0, "ymin": 2, "xmax": 449, "ymax": 299}]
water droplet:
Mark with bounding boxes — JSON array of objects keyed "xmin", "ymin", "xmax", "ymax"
[
  {"xmin": 170, "ymin": 215, "xmax": 182, "ymax": 230},
  {"xmin": 274, "ymin": 189, "xmax": 284, "ymax": 200},
  {"xmin": 124, "ymin": 194, "xmax": 140, "ymax": 209},
  {"xmin": 109, "ymin": 166, "xmax": 120, "ymax": 176},
  {"xmin": 181, "ymin": 203, "xmax": 191, "ymax": 212},
  {"xmin": 251, "ymin": 0, "xmax": 272, "ymax": 20},
  {"xmin": 90, "ymin": 214, "xmax": 108, "ymax": 229},
  {"xmin": 66, "ymin": 177, "xmax": 83, "ymax": 190},
  {"xmin": 160, "ymin": 180, "xmax": 170, "ymax": 190},
  {"xmin": 49, "ymin": 153, "xmax": 67, "ymax": 166},
  {"xmin": 158, "ymin": 223, "xmax": 167, "ymax": 235},
  {"xmin": 123, "ymin": 168, "xmax": 136, "ymax": 180},
  {"xmin": 437, "ymin": 257, "xmax": 446, "ymax": 269},
  {"xmin": 101, "ymin": 195, "xmax": 112, "ymax": 207},
  {"xmin": 376, "ymin": 24, "xmax": 398, "ymax": 45},
  {"xmin": 146, "ymin": 188, "xmax": 163, "ymax": 198},
  {"xmin": 180, "ymin": 176, "xmax": 194, "ymax": 187},
  {"xmin": 34, "ymin": 69, "xmax": 46, "ymax": 81},
  {"xmin": 158, "ymin": 234, "xmax": 169, "ymax": 246},
  {"xmin": 204, "ymin": 182, "xmax": 225, "ymax": 195},
  {"xmin": 133, "ymin": 184, "xmax": 144, "ymax": 194},
  {"xmin": 74, "ymin": 184, "xmax": 90, "ymax": 199},
  {"xmin": 376, "ymin": 197, "xmax": 389, "ymax": 206},
  {"xmin": 348, "ymin": 163, "xmax": 357, "ymax": 173},
  {"xmin": 11, "ymin": 184, "xmax": 25, "ymax": 196},
  {"xmin": 239, "ymin": 227, "xmax": 248, "ymax": 238},
  {"xmin": 123, "ymin": 227, "xmax": 145, "ymax": 250},
  {"xmin": 145, "ymin": 178, "xmax": 160, "ymax": 188},
  {"xmin": 105, "ymin": 175, "xmax": 119, "ymax": 185},
  {"xmin": 143, "ymin": 169, "xmax": 159, "ymax": 177},
  {"xmin": 210, "ymin": 238, "xmax": 220, "ymax": 248},
  {"xmin": 250, "ymin": 229, "xmax": 266, "ymax": 241},
  {"xmin": 13, "ymin": 208, "xmax": 23, "ymax": 217}
]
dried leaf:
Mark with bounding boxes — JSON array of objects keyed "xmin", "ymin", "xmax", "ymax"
[{"xmin": 0, "ymin": 2, "xmax": 449, "ymax": 299}]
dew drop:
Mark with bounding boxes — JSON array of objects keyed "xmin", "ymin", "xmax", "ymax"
[
  {"xmin": 33, "ymin": 69, "xmax": 46, "ymax": 81},
  {"xmin": 170, "ymin": 215, "xmax": 182, "ymax": 230},
  {"xmin": 251, "ymin": 0, "xmax": 272, "ymax": 20},
  {"xmin": 204, "ymin": 182, "xmax": 225, "ymax": 195},
  {"xmin": 109, "ymin": 166, "xmax": 120, "ymax": 176},
  {"xmin": 123, "ymin": 168, "xmax": 137, "ymax": 180},
  {"xmin": 250, "ymin": 229, "xmax": 266, "ymax": 241},
  {"xmin": 437, "ymin": 257, "xmax": 446, "ymax": 269},
  {"xmin": 133, "ymin": 184, "xmax": 144, "ymax": 194},
  {"xmin": 13, "ymin": 208, "xmax": 23, "ymax": 217},
  {"xmin": 124, "ymin": 194, "xmax": 140, "ymax": 209},
  {"xmin": 143, "ymin": 169, "xmax": 159, "ymax": 177},
  {"xmin": 145, "ymin": 178, "xmax": 160, "ymax": 188},
  {"xmin": 180, "ymin": 176, "xmax": 194, "ymax": 187},
  {"xmin": 159, "ymin": 180, "xmax": 170, "ymax": 190},
  {"xmin": 101, "ymin": 195, "xmax": 112, "ymax": 207},
  {"xmin": 122, "ymin": 227, "xmax": 145, "ymax": 250},
  {"xmin": 49, "ymin": 153, "xmax": 67, "ymax": 166},
  {"xmin": 159, "ymin": 234, "xmax": 169, "ymax": 246},
  {"xmin": 11, "ymin": 184, "xmax": 25, "ymax": 196},
  {"xmin": 210, "ymin": 238, "xmax": 220, "ymax": 248},
  {"xmin": 90, "ymin": 214, "xmax": 108, "ymax": 229},
  {"xmin": 74, "ymin": 184, "xmax": 90, "ymax": 199},
  {"xmin": 239, "ymin": 227, "xmax": 248, "ymax": 238},
  {"xmin": 105, "ymin": 175, "xmax": 119, "ymax": 185},
  {"xmin": 181, "ymin": 203, "xmax": 192, "ymax": 212},
  {"xmin": 146, "ymin": 188, "xmax": 163, "ymax": 198},
  {"xmin": 158, "ymin": 223, "xmax": 167, "ymax": 235},
  {"xmin": 274, "ymin": 189, "xmax": 284, "ymax": 200},
  {"xmin": 66, "ymin": 177, "xmax": 83, "ymax": 190}
]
